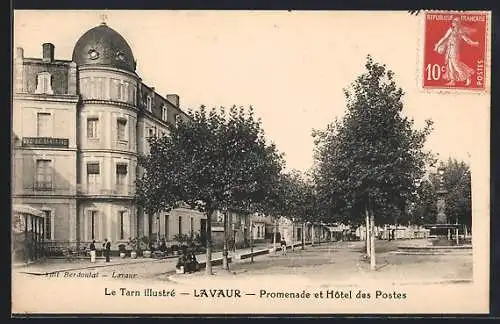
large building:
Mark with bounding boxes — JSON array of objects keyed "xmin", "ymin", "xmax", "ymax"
[{"xmin": 12, "ymin": 21, "xmax": 207, "ymax": 250}]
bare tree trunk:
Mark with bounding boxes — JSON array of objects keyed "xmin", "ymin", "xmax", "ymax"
[
  {"xmin": 301, "ymin": 223, "xmax": 305, "ymax": 250},
  {"xmin": 318, "ymin": 226, "xmax": 321, "ymax": 245},
  {"xmin": 365, "ymin": 208, "xmax": 371, "ymax": 257},
  {"xmin": 250, "ymin": 216, "xmax": 254, "ymax": 263},
  {"xmin": 291, "ymin": 221, "xmax": 295, "ymax": 251},
  {"xmin": 273, "ymin": 219, "xmax": 277, "ymax": 253},
  {"xmin": 205, "ymin": 209, "xmax": 213, "ymax": 275},
  {"xmin": 311, "ymin": 223, "xmax": 315, "ymax": 246},
  {"xmin": 370, "ymin": 211, "xmax": 376, "ymax": 271},
  {"xmin": 222, "ymin": 210, "xmax": 229, "ymax": 271}
]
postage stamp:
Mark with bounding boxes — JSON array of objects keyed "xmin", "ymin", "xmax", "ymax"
[{"xmin": 422, "ymin": 11, "xmax": 489, "ymax": 91}]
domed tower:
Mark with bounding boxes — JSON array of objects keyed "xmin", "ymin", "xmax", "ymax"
[{"xmin": 74, "ymin": 22, "xmax": 138, "ymax": 247}]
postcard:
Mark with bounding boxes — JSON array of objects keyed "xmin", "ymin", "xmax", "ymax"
[{"xmin": 11, "ymin": 10, "xmax": 491, "ymax": 315}]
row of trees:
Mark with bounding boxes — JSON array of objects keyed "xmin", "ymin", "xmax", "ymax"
[{"xmin": 136, "ymin": 55, "xmax": 472, "ymax": 274}]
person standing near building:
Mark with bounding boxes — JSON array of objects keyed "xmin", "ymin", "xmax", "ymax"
[
  {"xmin": 89, "ymin": 240, "xmax": 96, "ymax": 263},
  {"xmin": 280, "ymin": 238, "xmax": 287, "ymax": 256},
  {"xmin": 103, "ymin": 238, "xmax": 111, "ymax": 263}
]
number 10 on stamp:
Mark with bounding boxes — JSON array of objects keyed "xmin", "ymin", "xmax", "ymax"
[{"xmin": 422, "ymin": 11, "xmax": 488, "ymax": 91}]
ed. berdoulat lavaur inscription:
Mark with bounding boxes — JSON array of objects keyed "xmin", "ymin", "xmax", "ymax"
[{"xmin": 46, "ymin": 271, "xmax": 138, "ymax": 279}]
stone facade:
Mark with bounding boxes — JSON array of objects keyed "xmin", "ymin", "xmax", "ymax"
[{"xmin": 12, "ymin": 23, "xmax": 204, "ymax": 250}]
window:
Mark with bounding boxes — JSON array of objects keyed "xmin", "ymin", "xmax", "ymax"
[
  {"xmin": 90, "ymin": 78, "xmax": 96, "ymax": 98},
  {"xmin": 88, "ymin": 210, "xmax": 98, "ymax": 240},
  {"xmin": 87, "ymin": 117, "xmax": 99, "ymax": 139},
  {"xmin": 88, "ymin": 49, "xmax": 99, "ymax": 60},
  {"xmin": 117, "ymin": 118, "xmax": 127, "ymax": 141},
  {"xmin": 118, "ymin": 82, "xmax": 124, "ymax": 101},
  {"xmin": 36, "ymin": 159, "xmax": 52, "ymax": 190},
  {"xmin": 37, "ymin": 112, "xmax": 52, "ymax": 137},
  {"xmin": 116, "ymin": 164, "xmax": 127, "ymax": 193},
  {"xmin": 146, "ymin": 96, "xmax": 152, "ymax": 112},
  {"xmin": 178, "ymin": 216, "xmax": 182, "ymax": 235},
  {"xmin": 129, "ymin": 85, "xmax": 136, "ymax": 105},
  {"xmin": 148, "ymin": 128, "xmax": 154, "ymax": 138},
  {"xmin": 110, "ymin": 79, "xmax": 123, "ymax": 101},
  {"xmin": 87, "ymin": 163, "xmax": 100, "ymax": 193},
  {"xmin": 190, "ymin": 217, "xmax": 194, "ymax": 236},
  {"xmin": 119, "ymin": 211, "xmax": 125, "ymax": 240},
  {"xmin": 162, "ymin": 106, "xmax": 167, "ymax": 121},
  {"xmin": 122, "ymin": 82, "xmax": 129, "ymax": 102},
  {"xmin": 175, "ymin": 114, "xmax": 182, "ymax": 126},
  {"xmin": 35, "ymin": 72, "xmax": 53, "ymax": 94},
  {"xmin": 44, "ymin": 210, "xmax": 52, "ymax": 240},
  {"xmin": 95, "ymin": 78, "xmax": 104, "ymax": 99}
]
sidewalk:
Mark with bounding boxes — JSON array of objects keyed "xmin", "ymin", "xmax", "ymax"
[
  {"xmin": 168, "ymin": 240, "xmax": 473, "ymax": 286},
  {"xmin": 14, "ymin": 241, "xmax": 275, "ymax": 275}
]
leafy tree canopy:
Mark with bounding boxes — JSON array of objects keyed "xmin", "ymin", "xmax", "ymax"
[
  {"xmin": 313, "ymin": 55, "xmax": 434, "ymax": 225},
  {"xmin": 136, "ymin": 105, "xmax": 284, "ymax": 217}
]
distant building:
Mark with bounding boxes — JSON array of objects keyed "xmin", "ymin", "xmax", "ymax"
[
  {"xmin": 211, "ymin": 210, "xmax": 251, "ymax": 249},
  {"xmin": 12, "ymin": 21, "xmax": 205, "ymax": 250}
]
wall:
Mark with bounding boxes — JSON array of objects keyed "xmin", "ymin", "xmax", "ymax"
[
  {"xmin": 78, "ymin": 200, "xmax": 136, "ymax": 249},
  {"xmin": 13, "ymin": 197, "xmax": 77, "ymax": 242}
]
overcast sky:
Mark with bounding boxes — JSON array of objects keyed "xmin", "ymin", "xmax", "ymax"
[{"xmin": 14, "ymin": 10, "xmax": 490, "ymax": 172}]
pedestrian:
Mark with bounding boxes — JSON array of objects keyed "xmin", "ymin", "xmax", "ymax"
[
  {"xmin": 89, "ymin": 240, "xmax": 96, "ymax": 263},
  {"xmin": 103, "ymin": 238, "xmax": 111, "ymax": 263},
  {"xmin": 160, "ymin": 238, "xmax": 167, "ymax": 253},
  {"xmin": 280, "ymin": 239, "xmax": 287, "ymax": 256}
]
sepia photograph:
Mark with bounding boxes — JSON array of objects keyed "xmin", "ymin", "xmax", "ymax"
[{"xmin": 11, "ymin": 10, "xmax": 491, "ymax": 315}]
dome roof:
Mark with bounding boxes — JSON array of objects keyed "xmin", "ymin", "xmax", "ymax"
[{"xmin": 72, "ymin": 23, "xmax": 136, "ymax": 73}]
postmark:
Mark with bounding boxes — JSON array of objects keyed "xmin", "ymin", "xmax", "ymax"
[{"xmin": 421, "ymin": 11, "xmax": 488, "ymax": 91}]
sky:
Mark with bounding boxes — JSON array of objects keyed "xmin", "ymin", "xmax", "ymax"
[{"xmin": 13, "ymin": 10, "xmax": 490, "ymax": 173}]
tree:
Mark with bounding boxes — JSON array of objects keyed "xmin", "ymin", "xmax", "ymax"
[
  {"xmin": 313, "ymin": 55, "xmax": 433, "ymax": 270},
  {"xmin": 443, "ymin": 159, "xmax": 472, "ymax": 230},
  {"xmin": 411, "ymin": 158, "xmax": 472, "ymax": 231},
  {"xmin": 136, "ymin": 105, "xmax": 284, "ymax": 275}
]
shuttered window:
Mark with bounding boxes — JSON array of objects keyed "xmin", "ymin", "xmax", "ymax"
[
  {"xmin": 117, "ymin": 118, "xmax": 127, "ymax": 141},
  {"xmin": 36, "ymin": 159, "xmax": 52, "ymax": 190},
  {"xmin": 87, "ymin": 117, "xmax": 99, "ymax": 139},
  {"xmin": 87, "ymin": 163, "xmax": 100, "ymax": 193}
]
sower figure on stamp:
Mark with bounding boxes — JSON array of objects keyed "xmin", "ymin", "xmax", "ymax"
[
  {"xmin": 103, "ymin": 238, "xmax": 111, "ymax": 263},
  {"xmin": 89, "ymin": 240, "xmax": 96, "ymax": 263},
  {"xmin": 434, "ymin": 17, "xmax": 480, "ymax": 86}
]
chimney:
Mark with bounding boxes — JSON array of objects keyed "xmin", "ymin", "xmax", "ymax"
[
  {"xmin": 42, "ymin": 43, "xmax": 55, "ymax": 62},
  {"xmin": 16, "ymin": 47, "xmax": 24, "ymax": 59},
  {"xmin": 167, "ymin": 94, "xmax": 179, "ymax": 108}
]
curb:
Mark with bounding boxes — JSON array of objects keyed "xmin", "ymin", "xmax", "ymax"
[
  {"xmin": 390, "ymin": 251, "xmax": 473, "ymax": 255},
  {"xmin": 166, "ymin": 274, "xmax": 474, "ymax": 286}
]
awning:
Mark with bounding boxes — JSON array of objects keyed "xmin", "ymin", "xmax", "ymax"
[{"xmin": 12, "ymin": 204, "xmax": 46, "ymax": 218}]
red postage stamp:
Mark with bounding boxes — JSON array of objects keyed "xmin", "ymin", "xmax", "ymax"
[{"xmin": 422, "ymin": 11, "xmax": 488, "ymax": 91}]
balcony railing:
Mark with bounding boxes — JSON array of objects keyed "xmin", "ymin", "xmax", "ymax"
[{"xmin": 77, "ymin": 184, "xmax": 136, "ymax": 197}]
